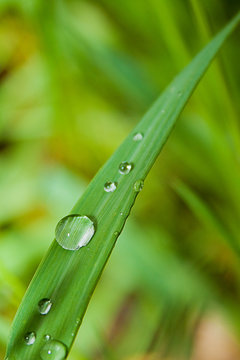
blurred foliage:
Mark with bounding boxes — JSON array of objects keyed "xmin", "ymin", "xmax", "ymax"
[{"xmin": 0, "ymin": 0, "xmax": 240, "ymax": 359}]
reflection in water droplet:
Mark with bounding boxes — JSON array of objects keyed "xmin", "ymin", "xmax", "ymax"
[
  {"xmin": 133, "ymin": 180, "xmax": 144, "ymax": 192},
  {"xmin": 38, "ymin": 299, "xmax": 52, "ymax": 315},
  {"xmin": 133, "ymin": 132, "xmax": 143, "ymax": 141},
  {"xmin": 104, "ymin": 181, "xmax": 117, "ymax": 192},
  {"xmin": 24, "ymin": 331, "xmax": 36, "ymax": 345},
  {"xmin": 40, "ymin": 340, "xmax": 67, "ymax": 360},
  {"xmin": 55, "ymin": 215, "xmax": 95, "ymax": 251},
  {"xmin": 119, "ymin": 161, "xmax": 133, "ymax": 175}
]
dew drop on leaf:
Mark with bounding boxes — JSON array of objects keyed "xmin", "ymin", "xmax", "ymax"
[
  {"xmin": 104, "ymin": 181, "xmax": 117, "ymax": 192},
  {"xmin": 133, "ymin": 179, "xmax": 144, "ymax": 192},
  {"xmin": 44, "ymin": 334, "xmax": 51, "ymax": 341},
  {"xmin": 38, "ymin": 299, "xmax": 52, "ymax": 315},
  {"xmin": 40, "ymin": 340, "xmax": 67, "ymax": 360},
  {"xmin": 24, "ymin": 331, "xmax": 36, "ymax": 345},
  {"xmin": 55, "ymin": 215, "xmax": 95, "ymax": 251},
  {"xmin": 119, "ymin": 161, "xmax": 133, "ymax": 175},
  {"xmin": 133, "ymin": 132, "xmax": 143, "ymax": 141}
]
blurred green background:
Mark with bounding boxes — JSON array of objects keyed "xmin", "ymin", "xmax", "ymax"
[{"xmin": 0, "ymin": 0, "xmax": 240, "ymax": 359}]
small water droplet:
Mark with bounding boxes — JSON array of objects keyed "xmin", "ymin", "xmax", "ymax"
[
  {"xmin": 40, "ymin": 340, "xmax": 67, "ymax": 360},
  {"xmin": 133, "ymin": 179, "xmax": 144, "ymax": 192},
  {"xmin": 114, "ymin": 231, "xmax": 119, "ymax": 237},
  {"xmin": 119, "ymin": 161, "xmax": 133, "ymax": 175},
  {"xmin": 24, "ymin": 331, "xmax": 36, "ymax": 345},
  {"xmin": 44, "ymin": 334, "xmax": 51, "ymax": 341},
  {"xmin": 120, "ymin": 212, "xmax": 123, "ymax": 216},
  {"xmin": 104, "ymin": 181, "xmax": 117, "ymax": 192},
  {"xmin": 55, "ymin": 215, "xmax": 95, "ymax": 251},
  {"xmin": 38, "ymin": 298, "xmax": 52, "ymax": 315},
  {"xmin": 133, "ymin": 132, "xmax": 143, "ymax": 141}
]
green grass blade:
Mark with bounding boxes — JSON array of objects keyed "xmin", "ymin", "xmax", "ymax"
[
  {"xmin": 5, "ymin": 13, "xmax": 240, "ymax": 359},
  {"xmin": 173, "ymin": 179, "xmax": 240, "ymax": 255}
]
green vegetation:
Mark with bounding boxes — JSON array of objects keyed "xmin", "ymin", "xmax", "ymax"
[{"xmin": 0, "ymin": 1, "xmax": 240, "ymax": 359}]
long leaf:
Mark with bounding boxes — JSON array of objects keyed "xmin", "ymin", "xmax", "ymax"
[{"xmin": 5, "ymin": 13, "xmax": 240, "ymax": 359}]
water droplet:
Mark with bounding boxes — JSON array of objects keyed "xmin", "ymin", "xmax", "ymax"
[
  {"xmin": 104, "ymin": 181, "xmax": 117, "ymax": 192},
  {"xmin": 24, "ymin": 331, "xmax": 36, "ymax": 345},
  {"xmin": 133, "ymin": 179, "xmax": 144, "ymax": 192},
  {"xmin": 44, "ymin": 334, "xmax": 51, "ymax": 341},
  {"xmin": 55, "ymin": 215, "xmax": 95, "ymax": 251},
  {"xmin": 114, "ymin": 231, "xmax": 119, "ymax": 237},
  {"xmin": 133, "ymin": 132, "xmax": 143, "ymax": 141},
  {"xmin": 40, "ymin": 340, "xmax": 67, "ymax": 360},
  {"xmin": 38, "ymin": 298, "xmax": 52, "ymax": 315},
  {"xmin": 120, "ymin": 212, "xmax": 123, "ymax": 216},
  {"xmin": 119, "ymin": 161, "xmax": 133, "ymax": 175}
]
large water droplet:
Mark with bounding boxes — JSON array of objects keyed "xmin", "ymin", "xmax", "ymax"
[
  {"xmin": 104, "ymin": 181, "xmax": 117, "ymax": 192},
  {"xmin": 119, "ymin": 161, "xmax": 133, "ymax": 175},
  {"xmin": 40, "ymin": 340, "xmax": 67, "ymax": 360},
  {"xmin": 55, "ymin": 215, "xmax": 95, "ymax": 251},
  {"xmin": 38, "ymin": 299, "xmax": 52, "ymax": 315},
  {"xmin": 133, "ymin": 179, "xmax": 144, "ymax": 192},
  {"xmin": 24, "ymin": 331, "xmax": 36, "ymax": 345},
  {"xmin": 133, "ymin": 132, "xmax": 143, "ymax": 141}
]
